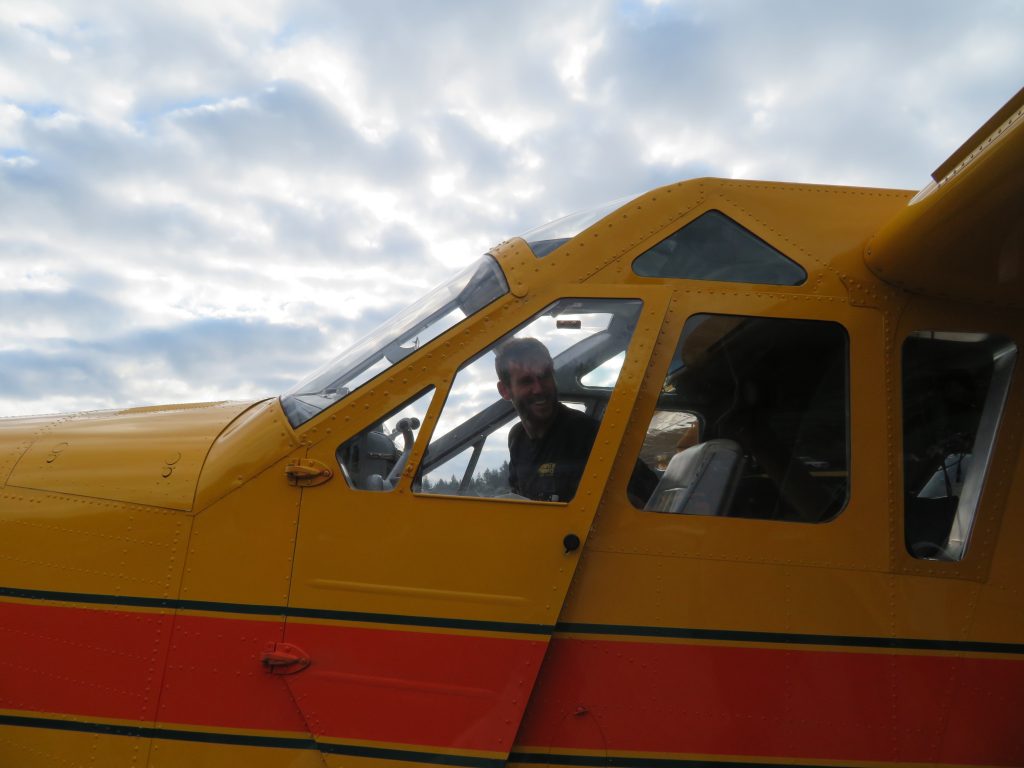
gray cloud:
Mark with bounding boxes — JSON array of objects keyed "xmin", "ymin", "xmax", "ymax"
[
  {"xmin": 0, "ymin": 316, "xmax": 328, "ymax": 406},
  {"xmin": 0, "ymin": 288, "xmax": 128, "ymax": 338},
  {"xmin": 0, "ymin": 348, "xmax": 123, "ymax": 401}
]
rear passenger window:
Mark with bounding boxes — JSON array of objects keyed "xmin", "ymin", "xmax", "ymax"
[
  {"xmin": 902, "ymin": 332, "xmax": 1016, "ymax": 561},
  {"xmin": 634, "ymin": 314, "xmax": 848, "ymax": 522}
]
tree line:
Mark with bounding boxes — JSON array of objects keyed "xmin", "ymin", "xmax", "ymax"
[{"xmin": 421, "ymin": 460, "xmax": 511, "ymax": 496}]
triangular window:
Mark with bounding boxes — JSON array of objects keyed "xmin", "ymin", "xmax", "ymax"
[{"xmin": 632, "ymin": 210, "xmax": 806, "ymax": 286}]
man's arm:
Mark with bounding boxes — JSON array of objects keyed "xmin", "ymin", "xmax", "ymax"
[{"xmin": 506, "ymin": 424, "xmax": 521, "ymax": 495}]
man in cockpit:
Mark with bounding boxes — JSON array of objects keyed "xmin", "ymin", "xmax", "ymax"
[{"xmin": 495, "ymin": 337, "xmax": 656, "ymax": 504}]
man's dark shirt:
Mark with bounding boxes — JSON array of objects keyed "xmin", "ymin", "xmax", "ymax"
[
  {"xmin": 508, "ymin": 403, "xmax": 598, "ymax": 502},
  {"xmin": 508, "ymin": 402, "xmax": 658, "ymax": 504}
]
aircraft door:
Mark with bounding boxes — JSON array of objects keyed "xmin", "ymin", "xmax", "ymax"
[{"xmin": 278, "ymin": 288, "xmax": 669, "ymax": 768}]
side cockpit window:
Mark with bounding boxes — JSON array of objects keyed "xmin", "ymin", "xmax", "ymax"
[
  {"xmin": 337, "ymin": 389, "xmax": 434, "ymax": 492},
  {"xmin": 632, "ymin": 211, "xmax": 806, "ymax": 286},
  {"xmin": 902, "ymin": 332, "xmax": 1016, "ymax": 561},
  {"xmin": 415, "ymin": 299, "xmax": 649, "ymax": 503},
  {"xmin": 634, "ymin": 314, "xmax": 849, "ymax": 522}
]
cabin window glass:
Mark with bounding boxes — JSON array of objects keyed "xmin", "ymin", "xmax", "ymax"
[
  {"xmin": 281, "ymin": 257, "xmax": 508, "ymax": 428},
  {"xmin": 632, "ymin": 210, "xmax": 806, "ymax": 286},
  {"xmin": 902, "ymin": 332, "xmax": 1016, "ymax": 561},
  {"xmin": 636, "ymin": 314, "xmax": 849, "ymax": 522},
  {"xmin": 336, "ymin": 389, "xmax": 434, "ymax": 492},
  {"xmin": 415, "ymin": 298, "xmax": 653, "ymax": 503}
]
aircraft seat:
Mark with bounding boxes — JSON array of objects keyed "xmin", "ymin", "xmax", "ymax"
[{"xmin": 644, "ymin": 438, "xmax": 745, "ymax": 516}]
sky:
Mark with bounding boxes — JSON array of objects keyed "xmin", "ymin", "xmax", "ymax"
[{"xmin": 1, "ymin": 0, "xmax": 1022, "ymax": 418}]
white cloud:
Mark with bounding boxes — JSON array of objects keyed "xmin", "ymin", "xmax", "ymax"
[
  {"xmin": 166, "ymin": 95, "xmax": 252, "ymax": 119},
  {"xmin": 642, "ymin": 129, "xmax": 730, "ymax": 170},
  {"xmin": 0, "ymin": 154, "xmax": 35, "ymax": 168},
  {"xmin": 556, "ymin": 33, "xmax": 605, "ymax": 102},
  {"xmin": 0, "ymin": 103, "xmax": 26, "ymax": 142},
  {"xmin": 271, "ymin": 40, "xmax": 396, "ymax": 143}
]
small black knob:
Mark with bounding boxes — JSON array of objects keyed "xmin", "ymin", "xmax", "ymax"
[{"xmin": 563, "ymin": 533, "xmax": 581, "ymax": 553}]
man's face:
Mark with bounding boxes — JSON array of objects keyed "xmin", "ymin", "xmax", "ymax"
[{"xmin": 498, "ymin": 355, "xmax": 557, "ymax": 434}]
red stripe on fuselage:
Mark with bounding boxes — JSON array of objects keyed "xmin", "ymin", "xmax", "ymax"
[
  {"xmin": 0, "ymin": 600, "xmax": 173, "ymax": 723},
  {"xmin": 155, "ymin": 610, "xmax": 306, "ymax": 732},
  {"xmin": 4, "ymin": 599, "xmax": 1023, "ymax": 765},
  {"xmin": 0, "ymin": 600, "xmax": 546, "ymax": 752},
  {"xmin": 0, "ymin": 600, "xmax": 304, "ymax": 732},
  {"xmin": 516, "ymin": 636, "xmax": 1024, "ymax": 767},
  {"xmin": 159, "ymin": 612, "xmax": 548, "ymax": 751},
  {"xmin": 280, "ymin": 621, "xmax": 548, "ymax": 751}
]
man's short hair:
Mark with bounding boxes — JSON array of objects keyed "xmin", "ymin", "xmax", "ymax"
[{"xmin": 494, "ymin": 337, "xmax": 552, "ymax": 384}]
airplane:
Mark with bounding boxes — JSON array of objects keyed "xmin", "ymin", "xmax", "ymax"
[{"xmin": 0, "ymin": 83, "xmax": 1021, "ymax": 768}]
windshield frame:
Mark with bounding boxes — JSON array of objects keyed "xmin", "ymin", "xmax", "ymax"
[{"xmin": 281, "ymin": 256, "xmax": 509, "ymax": 428}]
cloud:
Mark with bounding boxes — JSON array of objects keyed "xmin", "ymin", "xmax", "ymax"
[
  {"xmin": 0, "ymin": 288, "xmax": 129, "ymax": 342},
  {"xmin": 0, "ymin": 315, "xmax": 327, "ymax": 413},
  {"xmin": 0, "ymin": 1, "xmax": 1022, "ymax": 417}
]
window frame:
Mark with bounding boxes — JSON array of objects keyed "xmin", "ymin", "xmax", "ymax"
[{"xmin": 900, "ymin": 330, "xmax": 1018, "ymax": 562}]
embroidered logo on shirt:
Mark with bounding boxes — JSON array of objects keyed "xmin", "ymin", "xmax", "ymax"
[{"xmin": 537, "ymin": 462, "xmax": 556, "ymax": 477}]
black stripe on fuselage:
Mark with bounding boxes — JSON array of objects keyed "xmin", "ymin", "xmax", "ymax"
[
  {"xmin": 2, "ymin": 584, "xmax": 1022, "ymax": 655},
  {"xmin": 555, "ymin": 621, "xmax": 1024, "ymax": 655},
  {"xmin": 0, "ymin": 714, "xmax": 505, "ymax": 767},
  {"xmin": 510, "ymin": 752, "xmax": 845, "ymax": 768},
  {"xmin": 0, "ymin": 585, "xmax": 552, "ymax": 635}
]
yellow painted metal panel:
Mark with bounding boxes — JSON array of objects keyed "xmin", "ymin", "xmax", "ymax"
[
  {"xmin": 317, "ymin": 754, "xmax": 456, "ymax": 768},
  {"xmin": 193, "ymin": 398, "xmax": 299, "ymax": 513},
  {"xmin": 181, "ymin": 451, "xmax": 305, "ymax": 607},
  {"xmin": 0, "ymin": 486, "xmax": 189, "ymax": 598},
  {"xmin": 148, "ymin": 737, "xmax": 323, "ymax": 768},
  {"xmin": 7, "ymin": 401, "xmax": 252, "ymax": 511},
  {"xmin": 0, "ymin": 412, "xmax": 71, "ymax": 488},
  {"xmin": 0, "ymin": 723, "xmax": 148, "ymax": 767},
  {"xmin": 562, "ymin": 547, "xmax": 992, "ymax": 646},
  {"xmin": 866, "ymin": 90, "xmax": 1024, "ymax": 309}
]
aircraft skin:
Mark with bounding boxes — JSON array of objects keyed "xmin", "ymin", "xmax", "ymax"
[{"xmin": 0, "ymin": 87, "xmax": 1021, "ymax": 768}]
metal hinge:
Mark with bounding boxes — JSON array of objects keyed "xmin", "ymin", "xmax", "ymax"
[{"xmin": 260, "ymin": 642, "xmax": 311, "ymax": 675}]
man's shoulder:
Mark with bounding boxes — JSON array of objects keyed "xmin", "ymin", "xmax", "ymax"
[
  {"xmin": 557, "ymin": 403, "xmax": 600, "ymax": 436},
  {"xmin": 508, "ymin": 421, "xmax": 525, "ymax": 446}
]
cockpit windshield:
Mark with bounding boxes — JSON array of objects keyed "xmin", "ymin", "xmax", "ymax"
[
  {"xmin": 281, "ymin": 256, "xmax": 508, "ymax": 428},
  {"xmin": 520, "ymin": 193, "xmax": 641, "ymax": 258}
]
